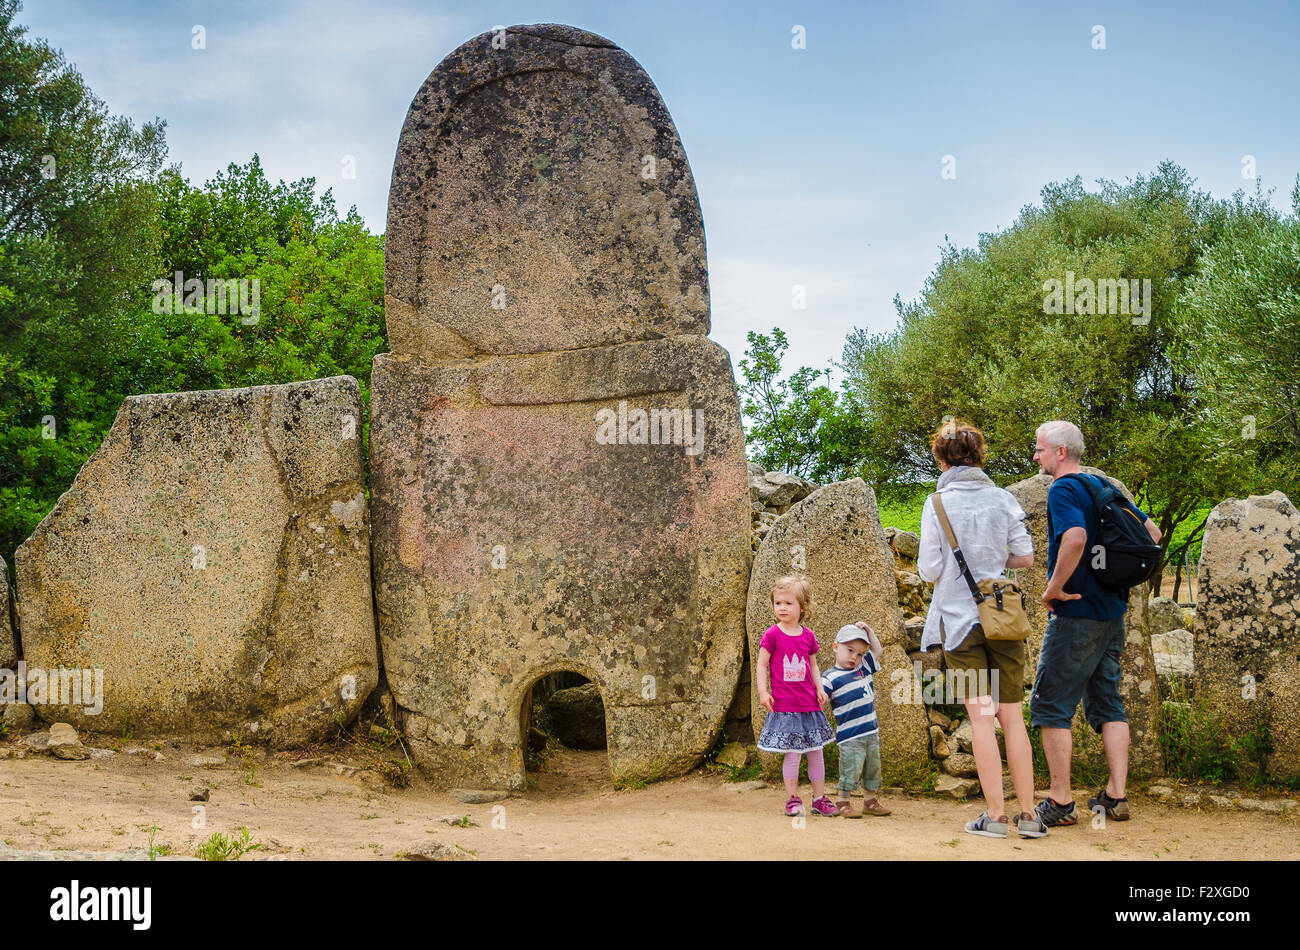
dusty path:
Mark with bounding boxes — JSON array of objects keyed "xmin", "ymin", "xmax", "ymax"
[{"xmin": 1, "ymin": 742, "xmax": 1295, "ymax": 860}]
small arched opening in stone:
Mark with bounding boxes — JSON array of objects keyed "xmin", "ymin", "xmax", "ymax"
[{"xmin": 520, "ymin": 670, "xmax": 609, "ymax": 789}]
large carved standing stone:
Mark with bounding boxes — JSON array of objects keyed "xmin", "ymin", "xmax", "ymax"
[
  {"xmin": 1006, "ymin": 468, "xmax": 1160, "ymax": 774},
  {"xmin": 371, "ymin": 25, "xmax": 751, "ymax": 789},
  {"xmin": 745, "ymin": 479, "xmax": 929, "ymax": 780},
  {"xmin": 385, "ymin": 24, "xmax": 708, "ymax": 358},
  {"xmin": 14, "ymin": 377, "xmax": 377, "ymax": 743},
  {"xmin": 1, "ymin": 555, "xmax": 15, "ymax": 670},
  {"xmin": 1194, "ymin": 492, "xmax": 1300, "ymax": 780}
]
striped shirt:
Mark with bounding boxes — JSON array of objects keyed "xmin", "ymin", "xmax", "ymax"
[{"xmin": 821, "ymin": 653, "xmax": 881, "ymax": 741}]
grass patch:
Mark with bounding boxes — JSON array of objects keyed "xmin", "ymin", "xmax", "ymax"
[
  {"xmin": 1156, "ymin": 684, "xmax": 1294, "ymax": 790},
  {"xmin": 146, "ymin": 824, "xmax": 173, "ymax": 860},
  {"xmin": 372, "ymin": 758, "xmax": 413, "ymax": 788},
  {"xmin": 614, "ymin": 759, "xmax": 669, "ymax": 791},
  {"xmin": 875, "ymin": 482, "xmax": 935, "ymax": 534},
  {"xmin": 227, "ymin": 728, "xmax": 261, "ymax": 786},
  {"xmin": 194, "ymin": 826, "xmax": 261, "ymax": 862},
  {"xmin": 702, "ymin": 733, "xmax": 763, "ymax": 781},
  {"xmin": 330, "ymin": 719, "xmax": 415, "ymax": 788},
  {"xmin": 111, "ymin": 722, "xmax": 135, "ymax": 752},
  {"xmin": 887, "ymin": 757, "xmax": 939, "ymax": 791},
  {"xmin": 716, "ymin": 759, "xmax": 763, "ymax": 782}
]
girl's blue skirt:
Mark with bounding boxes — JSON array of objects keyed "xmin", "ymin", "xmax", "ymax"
[{"xmin": 756, "ymin": 709, "xmax": 835, "ymax": 753}]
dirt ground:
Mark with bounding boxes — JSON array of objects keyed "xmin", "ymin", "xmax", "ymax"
[{"xmin": 1, "ymin": 741, "xmax": 1295, "ymax": 860}]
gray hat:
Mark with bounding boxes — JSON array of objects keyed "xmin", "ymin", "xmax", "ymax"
[{"xmin": 835, "ymin": 624, "xmax": 871, "ymax": 645}]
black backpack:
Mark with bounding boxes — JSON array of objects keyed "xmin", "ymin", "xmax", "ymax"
[{"xmin": 1049, "ymin": 473, "xmax": 1162, "ymax": 592}]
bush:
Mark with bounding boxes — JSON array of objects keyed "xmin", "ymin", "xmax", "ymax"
[
  {"xmin": 194, "ymin": 827, "xmax": 261, "ymax": 861},
  {"xmin": 1156, "ymin": 684, "xmax": 1278, "ymax": 787}
]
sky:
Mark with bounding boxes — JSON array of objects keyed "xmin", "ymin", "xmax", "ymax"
[{"xmin": 17, "ymin": 0, "xmax": 1300, "ymax": 380}]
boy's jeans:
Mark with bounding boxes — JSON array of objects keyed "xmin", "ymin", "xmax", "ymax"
[{"xmin": 836, "ymin": 732, "xmax": 882, "ymax": 794}]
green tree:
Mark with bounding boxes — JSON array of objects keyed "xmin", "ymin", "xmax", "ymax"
[
  {"xmin": 149, "ymin": 157, "xmax": 385, "ymax": 397},
  {"xmin": 1174, "ymin": 180, "xmax": 1300, "ymax": 503},
  {"xmin": 0, "ymin": 3, "xmax": 386, "ymax": 565},
  {"xmin": 0, "ymin": 0, "xmax": 168, "ymax": 562},
  {"xmin": 738, "ymin": 328, "xmax": 864, "ymax": 482}
]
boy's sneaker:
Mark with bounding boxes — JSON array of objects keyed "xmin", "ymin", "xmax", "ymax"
[
  {"xmin": 1016, "ymin": 812, "xmax": 1048, "ymax": 838},
  {"xmin": 964, "ymin": 811, "xmax": 1008, "ymax": 838},
  {"xmin": 1088, "ymin": 788, "xmax": 1130, "ymax": 821},
  {"xmin": 837, "ymin": 798, "xmax": 864, "ymax": 819},
  {"xmin": 785, "ymin": 796, "xmax": 804, "ymax": 817},
  {"xmin": 1034, "ymin": 797, "xmax": 1078, "ymax": 827},
  {"xmin": 810, "ymin": 796, "xmax": 840, "ymax": 817}
]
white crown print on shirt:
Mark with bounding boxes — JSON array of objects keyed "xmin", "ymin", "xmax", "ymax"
[{"xmin": 782, "ymin": 654, "xmax": 807, "ymax": 682}]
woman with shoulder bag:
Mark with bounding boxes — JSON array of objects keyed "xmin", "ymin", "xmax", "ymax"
[{"xmin": 916, "ymin": 420, "xmax": 1047, "ymax": 839}]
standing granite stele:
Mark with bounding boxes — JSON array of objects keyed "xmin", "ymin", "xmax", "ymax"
[
  {"xmin": 13, "ymin": 376, "xmax": 378, "ymax": 744},
  {"xmin": 371, "ymin": 24, "xmax": 752, "ymax": 790},
  {"xmin": 1, "ymin": 555, "xmax": 15, "ymax": 670},
  {"xmin": 1194, "ymin": 491, "xmax": 1300, "ymax": 781},
  {"xmin": 745, "ymin": 479, "xmax": 930, "ymax": 781}
]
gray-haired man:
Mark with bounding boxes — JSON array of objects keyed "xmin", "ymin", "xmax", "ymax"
[{"xmin": 1029, "ymin": 421, "xmax": 1161, "ymax": 826}]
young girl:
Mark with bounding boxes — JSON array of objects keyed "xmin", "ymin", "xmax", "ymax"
[{"xmin": 756, "ymin": 575, "xmax": 838, "ymax": 817}]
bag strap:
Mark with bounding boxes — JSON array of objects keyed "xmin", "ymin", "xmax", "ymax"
[
  {"xmin": 931, "ymin": 493, "xmax": 984, "ymax": 604},
  {"xmin": 1055, "ymin": 472, "xmax": 1132, "ymax": 533},
  {"xmin": 1056, "ymin": 471, "xmax": 1101, "ymax": 506}
]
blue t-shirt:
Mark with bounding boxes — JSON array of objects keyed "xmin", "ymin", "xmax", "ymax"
[
  {"xmin": 820, "ymin": 652, "xmax": 881, "ymax": 741},
  {"xmin": 1046, "ymin": 473, "xmax": 1147, "ymax": 620}
]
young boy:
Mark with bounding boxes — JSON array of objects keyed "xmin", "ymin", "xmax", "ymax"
[{"xmin": 821, "ymin": 622, "xmax": 891, "ymax": 817}]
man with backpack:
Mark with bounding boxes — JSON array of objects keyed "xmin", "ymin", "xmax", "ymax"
[{"xmin": 1028, "ymin": 420, "xmax": 1163, "ymax": 827}]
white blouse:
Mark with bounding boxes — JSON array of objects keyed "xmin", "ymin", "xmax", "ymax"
[{"xmin": 916, "ymin": 470, "xmax": 1034, "ymax": 652}]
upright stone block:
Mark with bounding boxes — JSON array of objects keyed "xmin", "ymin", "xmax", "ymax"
[
  {"xmin": 371, "ymin": 24, "xmax": 751, "ymax": 789},
  {"xmin": 1, "ymin": 556, "xmax": 15, "ymax": 670},
  {"xmin": 13, "ymin": 377, "xmax": 377, "ymax": 743},
  {"xmin": 1194, "ymin": 491, "xmax": 1300, "ymax": 780},
  {"xmin": 745, "ymin": 479, "xmax": 930, "ymax": 780}
]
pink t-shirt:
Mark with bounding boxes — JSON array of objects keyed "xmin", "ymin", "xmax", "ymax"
[{"xmin": 760, "ymin": 624, "xmax": 821, "ymax": 712}]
